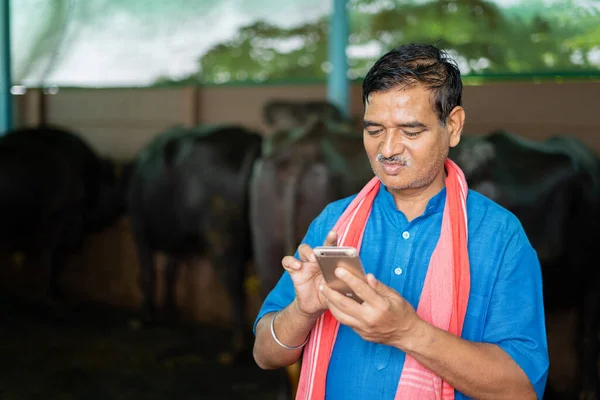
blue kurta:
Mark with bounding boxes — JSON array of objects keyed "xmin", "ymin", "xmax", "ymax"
[{"xmin": 255, "ymin": 186, "xmax": 549, "ymax": 399}]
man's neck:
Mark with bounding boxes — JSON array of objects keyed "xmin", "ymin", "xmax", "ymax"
[{"xmin": 389, "ymin": 170, "xmax": 447, "ymax": 222}]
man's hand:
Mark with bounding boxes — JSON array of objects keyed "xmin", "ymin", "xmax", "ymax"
[
  {"xmin": 281, "ymin": 230, "xmax": 338, "ymax": 318},
  {"xmin": 320, "ymin": 266, "xmax": 422, "ymax": 350}
]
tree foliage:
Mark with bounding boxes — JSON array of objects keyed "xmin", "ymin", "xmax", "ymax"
[
  {"xmin": 198, "ymin": 19, "xmax": 330, "ymax": 84},
  {"xmin": 168, "ymin": 0, "xmax": 600, "ymax": 86}
]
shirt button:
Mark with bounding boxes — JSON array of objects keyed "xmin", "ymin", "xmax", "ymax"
[
  {"xmin": 394, "ymin": 267, "xmax": 403, "ymax": 275},
  {"xmin": 402, "ymin": 231, "xmax": 410, "ymax": 239}
]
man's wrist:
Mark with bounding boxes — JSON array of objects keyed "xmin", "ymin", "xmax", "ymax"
[
  {"xmin": 393, "ymin": 317, "xmax": 432, "ymax": 354},
  {"xmin": 289, "ymin": 298, "xmax": 323, "ymax": 323}
]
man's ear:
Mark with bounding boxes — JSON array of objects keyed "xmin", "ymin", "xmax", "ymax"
[{"xmin": 446, "ymin": 106, "xmax": 465, "ymax": 148}]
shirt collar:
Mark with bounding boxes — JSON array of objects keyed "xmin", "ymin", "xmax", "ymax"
[{"xmin": 378, "ymin": 184, "xmax": 447, "ymax": 218}]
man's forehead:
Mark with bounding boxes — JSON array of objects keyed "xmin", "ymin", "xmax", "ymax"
[{"xmin": 364, "ymin": 88, "xmax": 436, "ymax": 119}]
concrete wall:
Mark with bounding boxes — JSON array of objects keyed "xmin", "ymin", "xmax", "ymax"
[{"xmin": 14, "ymin": 81, "xmax": 600, "ymax": 160}]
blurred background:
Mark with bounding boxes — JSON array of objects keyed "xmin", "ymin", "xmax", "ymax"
[{"xmin": 0, "ymin": 0, "xmax": 599, "ymax": 399}]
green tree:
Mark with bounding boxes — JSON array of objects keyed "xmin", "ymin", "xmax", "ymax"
[
  {"xmin": 163, "ymin": 0, "xmax": 600, "ymax": 86},
  {"xmin": 198, "ymin": 18, "xmax": 329, "ymax": 84}
]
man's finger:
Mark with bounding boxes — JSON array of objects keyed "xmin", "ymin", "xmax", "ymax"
[
  {"xmin": 323, "ymin": 230, "xmax": 338, "ymax": 247},
  {"xmin": 335, "ymin": 267, "xmax": 382, "ymax": 306},
  {"xmin": 325, "ymin": 299, "xmax": 361, "ymax": 328},
  {"xmin": 298, "ymin": 244, "xmax": 317, "ymax": 263},
  {"xmin": 320, "ymin": 284, "xmax": 361, "ymax": 327},
  {"xmin": 366, "ymin": 273, "xmax": 394, "ymax": 296},
  {"xmin": 282, "ymin": 255, "xmax": 302, "ymax": 271},
  {"xmin": 321, "ymin": 281, "xmax": 362, "ymax": 313}
]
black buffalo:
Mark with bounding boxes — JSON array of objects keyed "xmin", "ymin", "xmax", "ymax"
[
  {"xmin": 127, "ymin": 124, "xmax": 262, "ymax": 358},
  {"xmin": 262, "ymin": 99, "xmax": 352, "ymax": 136},
  {"xmin": 250, "ymin": 117, "xmax": 372, "ymax": 299},
  {"xmin": 250, "ymin": 117, "xmax": 373, "ymax": 398},
  {"xmin": 449, "ymin": 130, "xmax": 600, "ymax": 400},
  {"xmin": 0, "ymin": 125, "xmax": 127, "ymax": 301}
]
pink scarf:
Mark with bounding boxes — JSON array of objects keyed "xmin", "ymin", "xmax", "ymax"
[{"xmin": 296, "ymin": 159, "xmax": 470, "ymax": 400}]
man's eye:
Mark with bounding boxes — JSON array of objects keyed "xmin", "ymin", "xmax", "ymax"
[
  {"xmin": 405, "ymin": 131, "xmax": 423, "ymax": 137},
  {"xmin": 366, "ymin": 130, "xmax": 382, "ymax": 135}
]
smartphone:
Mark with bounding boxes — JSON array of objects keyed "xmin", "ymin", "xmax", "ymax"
[{"xmin": 313, "ymin": 246, "xmax": 367, "ymax": 303}]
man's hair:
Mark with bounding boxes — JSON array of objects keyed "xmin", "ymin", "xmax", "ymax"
[{"xmin": 362, "ymin": 43, "xmax": 462, "ymax": 126}]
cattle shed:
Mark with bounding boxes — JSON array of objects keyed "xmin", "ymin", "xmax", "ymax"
[
  {"xmin": 6, "ymin": 80, "xmax": 600, "ymax": 340},
  {"xmin": 1, "ymin": 1, "xmax": 600, "ymax": 399}
]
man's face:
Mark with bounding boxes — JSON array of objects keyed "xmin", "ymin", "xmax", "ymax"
[{"xmin": 363, "ymin": 84, "xmax": 461, "ymax": 193}]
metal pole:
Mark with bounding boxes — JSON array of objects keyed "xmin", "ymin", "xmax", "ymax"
[
  {"xmin": 0, "ymin": 0, "xmax": 12, "ymax": 134},
  {"xmin": 326, "ymin": 0, "xmax": 349, "ymax": 119}
]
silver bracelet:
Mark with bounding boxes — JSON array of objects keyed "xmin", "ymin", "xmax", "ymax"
[{"xmin": 270, "ymin": 311, "xmax": 309, "ymax": 350}]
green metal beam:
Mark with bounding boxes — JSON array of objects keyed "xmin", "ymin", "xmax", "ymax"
[
  {"xmin": 0, "ymin": 0, "xmax": 12, "ymax": 134},
  {"xmin": 327, "ymin": 0, "xmax": 349, "ymax": 118}
]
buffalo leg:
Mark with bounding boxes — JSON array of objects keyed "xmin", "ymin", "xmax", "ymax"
[
  {"xmin": 132, "ymin": 227, "xmax": 156, "ymax": 323},
  {"xmin": 42, "ymin": 223, "xmax": 71, "ymax": 303},
  {"xmin": 205, "ymin": 203, "xmax": 249, "ymax": 359},
  {"xmin": 163, "ymin": 257, "xmax": 179, "ymax": 321},
  {"xmin": 580, "ymin": 286, "xmax": 599, "ymax": 400},
  {"xmin": 39, "ymin": 249, "xmax": 59, "ymax": 302},
  {"xmin": 225, "ymin": 257, "xmax": 248, "ymax": 357},
  {"xmin": 46, "ymin": 250, "xmax": 69, "ymax": 302},
  {"xmin": 212, "ymin": 246, "xmax": 248, "ymax": 359}
]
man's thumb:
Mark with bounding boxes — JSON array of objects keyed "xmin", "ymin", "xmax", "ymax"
[{"xmin": 323, "ymin": 230, "xmax": 338, "ymax": 246}]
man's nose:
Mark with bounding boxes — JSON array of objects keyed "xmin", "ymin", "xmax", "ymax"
[{"xmin": 380, "ymin": 131, "xmax": 405, "ymax": 159}]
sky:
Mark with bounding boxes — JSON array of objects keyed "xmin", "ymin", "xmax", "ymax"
[{"xmin": 11, "ymin": 0, "xmax": 332, "ymax": 86}]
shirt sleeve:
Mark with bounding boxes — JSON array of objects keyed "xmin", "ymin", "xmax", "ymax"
[
  {"xmin": 482, "ymin": 227, "xmax": 550, "ymax": 399},
  {"xmin": 252, "ymin": 206, "xmax": 332, "ymax": 334}
]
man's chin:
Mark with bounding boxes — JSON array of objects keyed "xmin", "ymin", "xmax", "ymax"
[{"xmin": 375, "ymin": 172, "xmax": 410, "ymax": 191}]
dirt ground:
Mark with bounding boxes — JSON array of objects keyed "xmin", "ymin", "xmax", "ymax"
[
  {"xmin": 0, "ymin": 295, "xmax": 285, "ymax": 400},
  {"xmin": 0, "ymin": 218, "xmax": 593, "ymax": 400}
]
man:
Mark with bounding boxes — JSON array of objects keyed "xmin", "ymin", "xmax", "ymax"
[{"xmin": 252, "ymin": 43, "xmax": 549, "ymax": 400}]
